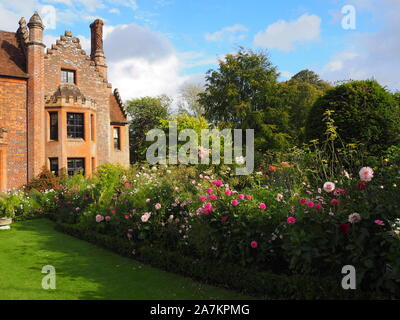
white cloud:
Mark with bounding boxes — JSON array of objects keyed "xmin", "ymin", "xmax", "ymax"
[
  {"xmin": 280, "ymin": 71, "xmax": 294, "ymax": 80},
  {"xmin": 109, "ymin": 7, "xmax": 120, "ymax": 14},
  {"xmin": 103, "ymin": 23, "xmax": 194, "ymax": 102},
  {"xmin": 205, "ymin": 24, "xmax": 248, "ymax": 43},
  {"xmin": 254, "ymin": 14, "xmax": 321, "ymax": 52},
  {"xmin": 320, "ymin": 0, "xmax": 400, "ymax": 90}
]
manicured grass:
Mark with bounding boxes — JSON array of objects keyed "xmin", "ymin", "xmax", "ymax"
[{"xmin": 0, "ymin": 219, "xmax": 250, "ymax": 300}]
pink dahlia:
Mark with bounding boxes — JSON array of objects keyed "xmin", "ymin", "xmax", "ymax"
[
  {"xmin": 359, "ymin": 167, "xmax": 374, "ymax": 182},
  {"xmin": 225, "ymin": 189, "xmax": 233, "ymax": 196},
  {"xmin": 330, "ymin": 199, "xmax": 339, "ymax": 206},
  {"xmin": 259, "ymin": 203, "xmax": 267, "ymax": 211},
  {"xmin": 231, "ymin": 200, "xmax": 239, "ymax": 207},
  {"xmin": 323, "ymin": 182, "xmax": 336, "ymax": 193},
  {"xmin": 212, "ymin": 180, "xmax": 223, "ymax": 187},
  {"xmin": 287, "ymin": 217, "xmax": 296, "ymax": 225},
  {"xmin": 250, "ymin": 241, "xmax": 258, "ymax": 249}
]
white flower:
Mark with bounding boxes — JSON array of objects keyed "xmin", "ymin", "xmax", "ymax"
[
  {"xmin": 323, "ymin": 182, "xmax": 335, "ymax": 193},
  {"xmin": 235, "ymin": 156, "xmax": 245, "ymax": 165},
  {"xmin": 348, "ymin": 213, "xmax": 361, "ymax": 224}
]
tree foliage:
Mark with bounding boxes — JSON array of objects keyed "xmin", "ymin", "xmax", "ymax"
[
  {"xmin": 177, "ymin": 82, "xmax": 205, "ymax": 117},
  {"xmin": 290, "ymin": 69, "xmax": 330, "ymax": 89},
  {"xmin": 126, "ymin": 95, "xmax": 171, "ymax": 163},
  {"xmin": 306, "ymin": 80, "xmax": 400, "ymax": 154}
]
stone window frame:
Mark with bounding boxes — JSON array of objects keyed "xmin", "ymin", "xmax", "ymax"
[
  {"xmin": 67, "ymin": 158, "xmax": 85, "ymax": 177},
  {"xmin": 49, "ymin": 157, "xmax": 59, "ymax": 177},
  {"xmin": 60, "ymin": 66, "xmax": 79, "ymax": 85},
  {"xmin": 67, "ymin": 112, "xmax": 85, "ymax": 139},
  {"xmin": 113, "ymin": 126, "xmax": 121, "ymax": 151}
]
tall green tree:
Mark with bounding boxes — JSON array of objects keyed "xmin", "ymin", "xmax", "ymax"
[
  {"xmin": 290, "ymin": 69, "xmax": 330, "ymax": 89},
  {"xmin": 306, "ymin": 80, "xmax": 400, "ymax": 154},
  {"xmin": 198, "ymin": 48, "xmax": 291, "ymax": 152},
  {"xmin": 126, "ymin": 95, "xmax": 171, "ymax": 163},
  {"xmin": 278, "ymin": 75, "xmax": 331, "ymax": 144}
]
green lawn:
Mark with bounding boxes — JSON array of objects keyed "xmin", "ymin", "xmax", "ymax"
[{"xmin": 0, "ymin": 219, "xmax": 249, "ymax": 300}]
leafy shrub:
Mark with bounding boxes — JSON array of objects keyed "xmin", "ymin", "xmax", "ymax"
[{"xmin": 306, "ymin": 80, "xmax": 400, "ymax": 155}]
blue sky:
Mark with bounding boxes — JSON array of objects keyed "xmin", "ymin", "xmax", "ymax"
[{"xmin": 1, "ymin": 0, "xmax": 399, "ymax": 100}]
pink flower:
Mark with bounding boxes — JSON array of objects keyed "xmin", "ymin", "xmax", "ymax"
[
  {"xmin": 127, "ymin": 233, "xmax": 132, "ymax": 239},
  {"xmin": 231, "ymin": 200, "xmax": 239, "ymax": 207},
  {"xmin": 374, "ymin": 220, "xmax": 385, "ymax": 226},
  {"xmin": 348, "ymin": 213, "xmax": 361, "ymax": 224},
  {"xmin": 199, "ymin": 196, "xmax": 207, "ymax": 202},
  {"xmin": 212, "ymin": 180, "xmax": 223, "ymax": 187},
  {"xmin": 307, "ymin": 201, "xmax": 315, "ymax": 208},
  {"xmin": 330, "ymin": 199, "xmax": 339, "ymax": 206},
  {"xmin": 299, "ymin": 198, "xmax": 307, "ymax": 205},
  {"xmin": 105, "ymin": 216, "xmax": 111, "ymax": 222},
  {"xmin": 124, "ymin": 215, "xmax": 130, "ymax": 220},
  {"xmin": 359, "ymin": 167, "xmax": 374, "ymax": 182},
  {"xmin": 276, "ymin": 193, "xmax": 284, "ymax": 202},
  {"xmin": 259, "ymin": 203, "xmax": 267, "ymax": 210},
  {"xmin": 333, "ymin": 188, "xmax": 345, "ymax": 196},
  {"xmin": 155, "ymin": 203, "xmax": 162, "ymax": 210},
  {"xmin": 315, "ymin": 203, "xmax": 322, "ymax": 211},
  {"xmin": 221, "ymin": 216, "xmax": 228, "ymax": 222},
  {"xmin": 206, "ymin": 188, "xmax": 213, "ymax": 195},
  {"xmin": 55, "ymin": 196, "xmax": 60, "ymax": 201},
  {"xmin": 141, "ymin": 212, "xmax": 151, "ymax": 223},
  {"xmin": 250, "ymin": 241, "xmax": 258, "ymax": 249},
  {"xmin": 208, "ymin": 194, "xmax": 218, "ymax": 200},
  {"xmin": 323, "ymin": 182, "xmax": 336, "ymax": 193},
  {"xmin": 238, "ymin": 194, "xmax": 245, "ymax": 200},
  {"xmin": 110, "ymin": 209, "xmax": 116, "ymax": 214},
  {"xmin": 203, "ymin": 203, "xmax": 213, "ymax": 215},
  {"xmin": 95, "ymin": 215, "xmax": 104, "ymax": 223},
  {"xmin": 287, "ymin": 217, "xmax": 296, "ymax": 225},
  {"xmin": 225, "ymin": 189, "xmax": 233, "ymax": 196},
  {"xmin": 124, "ymin": 183, "xmax": 131, "ymax": 188},
  {"xmin": 245, "ymin": 195, "xmax": 252, "ymax": 200},
  {"xmin": 198, "ymin": 146, "xmax": 210, "ymax": 159}
]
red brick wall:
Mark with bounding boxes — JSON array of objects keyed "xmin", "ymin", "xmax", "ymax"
[
  {"xmin": 0, "ymin": 77, "xmax": 28, "ymax": 190},
  {"xmin": 44, "ymin": 33, "xmax": 114, "ymax": 165}
]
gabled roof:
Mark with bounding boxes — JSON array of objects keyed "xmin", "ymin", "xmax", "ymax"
[
  {"xmin": 0, "ymin": 31, "xmax": 27, "ymax": 78},
  {"xmin": 110, "ymin": 89, "xmax": 128, "ymax": 124}
]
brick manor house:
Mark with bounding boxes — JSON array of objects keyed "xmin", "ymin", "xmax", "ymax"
[{"xmin": 0, "ymin": 12, "xmax": 130, "ymax": 192}]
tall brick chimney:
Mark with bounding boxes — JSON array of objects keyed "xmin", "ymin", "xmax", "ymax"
[
  {"xmin": 90, "ymin": 19, "xmax": 107, "ymax": 79},
  {"xmin": 27, "ymin": 12, "xmax": 46, "ymax": 180}
]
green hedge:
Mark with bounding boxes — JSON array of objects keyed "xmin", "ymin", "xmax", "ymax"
[{"xmin": 54, "ymin": 222, "xmax": 381, "ymax": 299}]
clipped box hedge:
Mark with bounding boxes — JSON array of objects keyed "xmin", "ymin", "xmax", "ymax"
[{"xmin": 54, "ymin": 222, "xmax": 380, "ymax": 300}]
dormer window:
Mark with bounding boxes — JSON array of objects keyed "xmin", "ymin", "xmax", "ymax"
[{"xmin": 61, "ymin": 69, "xmax": 76, "ymax": 84}]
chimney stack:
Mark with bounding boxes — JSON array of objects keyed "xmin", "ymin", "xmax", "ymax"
[
  {"xmin": 90, "ymin": 19, "xmax": 107, "ymax": 79},
  {"xmin": 27, "ymin": 12, "xmax": 46, "ymax": 179}
]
